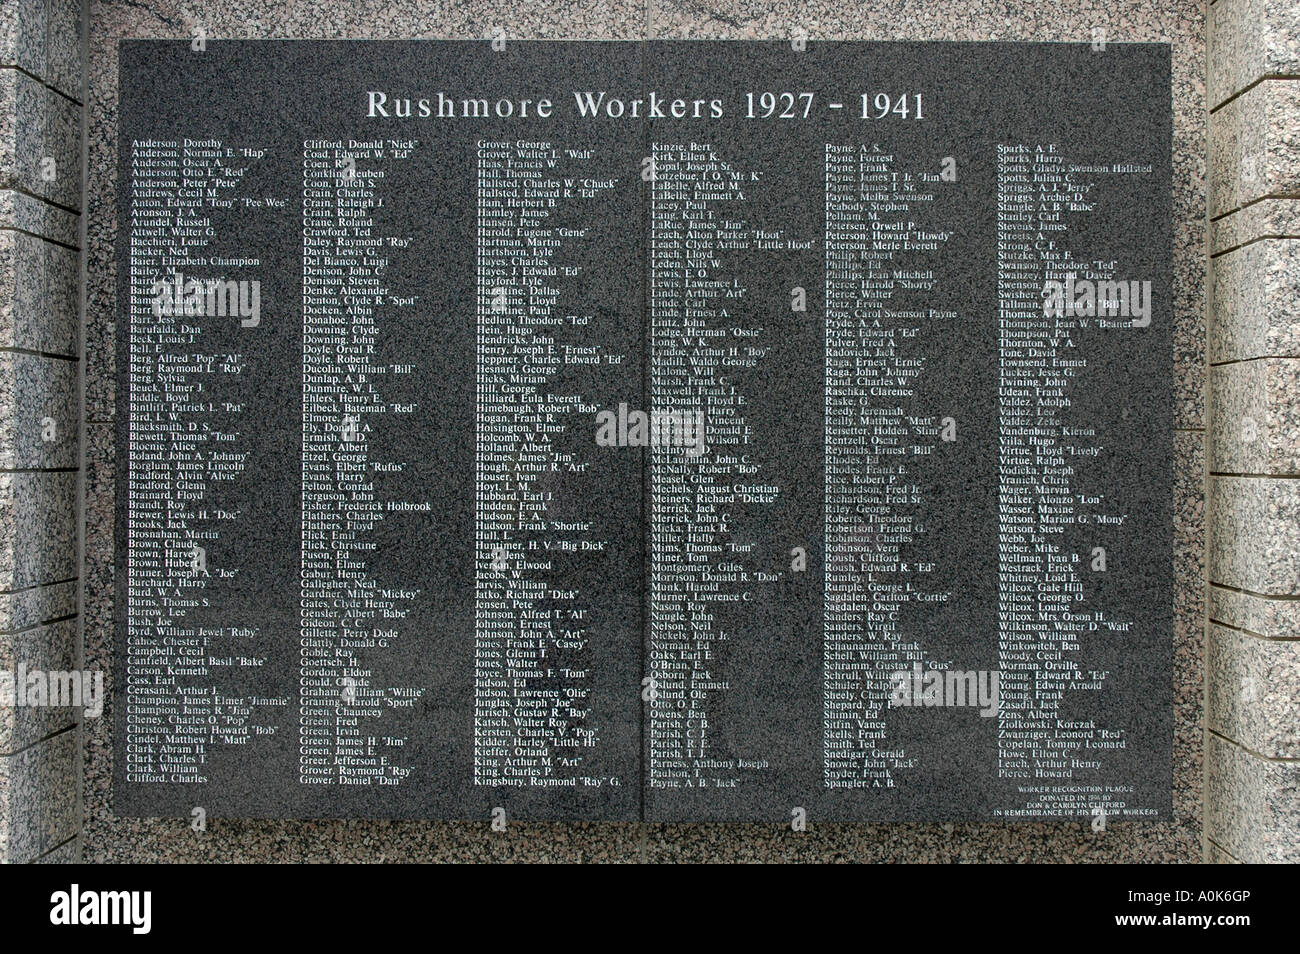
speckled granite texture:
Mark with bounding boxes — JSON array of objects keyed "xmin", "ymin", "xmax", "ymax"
[
  {"xmin": 1, "ymin": 0, "xmax": 84, "ymax": 864},
  {"xmin": 82, "ymin": 0, "xmax": 1207, "ymax": 862},
  {"xmin": 1205, "ymin": 0, "xmax": 1300, "ymax": 860}
]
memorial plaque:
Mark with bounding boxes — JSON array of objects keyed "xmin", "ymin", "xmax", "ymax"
[{"xmin": 116, "ymin": 40, "xmax": 1172, "ymax": 821}]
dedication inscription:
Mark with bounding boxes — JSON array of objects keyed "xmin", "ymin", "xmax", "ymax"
[{"xmin": 116, "ymin": 40, "xmax": 1172, "ymax": 821}]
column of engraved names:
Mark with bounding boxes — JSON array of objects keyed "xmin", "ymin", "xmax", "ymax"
[
  {"xmin": 648, "ymin": 141, "xmax": 785, "ymax": 793},
  {"xmin": 473, "ymin": 139, "xmax": 620, "ymax": 790},
  {"xmin": 299, "ymin": 139, "xmax": 422, "ymax": 789},
  {"xmin": 125, "ymin": 137, "xmax": 276, "ymax": 785},
  {"xmin": 823, "ymin": 143, "xmax": 953, "ymax": 791},
  {"xmin": 994, "ymin": 143, "xmax": 1132, "ymax": 817}
]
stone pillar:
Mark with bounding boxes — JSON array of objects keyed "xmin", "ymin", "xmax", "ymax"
[
  {"xmin": 0, "ymin": 0, "xmax": 84, "ymax": 863},
  {"xmin": 1206, "ymin": 0, "xmax": 1300, "ymax": 863}
]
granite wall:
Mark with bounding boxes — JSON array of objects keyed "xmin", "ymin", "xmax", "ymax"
[
  {"xmin": 0, "ymin": 0, "xmax": 83, "ymax": 864},
  {"xmin": 8, "ymin": 0, "xmax": 1274, "ymax": 862},
  {"xmin": 1205, "ymin": 0, "xmax": 1300, "ymax": 865}
]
